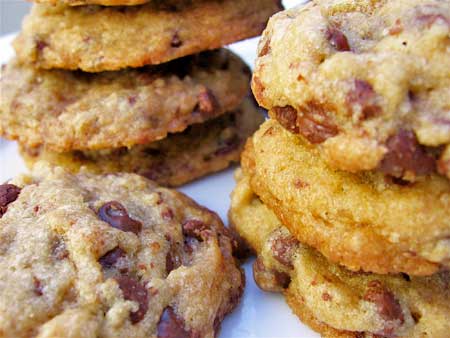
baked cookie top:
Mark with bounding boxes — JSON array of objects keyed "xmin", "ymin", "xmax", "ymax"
[
  {"xmin": 252, "ymin": 0, "xmax": 450, "ymax": 181},
  {"xmin": 229, "ymin": 172, "xmax": 450, "ymax": 338},
  {"xmin": 21, "ymin": 97, "xmax": 264, "ymax": 187},
  {"xmin": 1, "ymin": 49, "xmax": 250, "ymax": 152},
  {"xmin": 242, "ymin": 119, "xmax": 450, "ymax": 276},
  {"xmin": 14, "ymin": 0, "xmax": 283, "ymax": 72},
  {"xmin": 0, "ymin": 163, "xmax": 244, "ymax": 338}
]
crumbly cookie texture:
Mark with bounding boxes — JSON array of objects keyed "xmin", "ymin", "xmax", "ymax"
[
  {"xmin": 1, "ymin": 49, "xmax": 250, "ymax": 152},
  {"xmin": 14, "ymin": 0, "xmax": 283, "ymax": 72},
  {"xmin": 229, "ymin": 171, "xmax": 450, "ymax": 338},
  {"xmin": 242, "ymin": 119, "xmax": 450, "ymax": 276},
  {"xmin": 252, "ymin": 0, "xmax": 450, "ymax": 181},
  {"xmin": 21, "ymin": 98, "xmax": 264, "ymax": 187},
  {"xmin": 33, "ymin": 0, "xmax": 149, "ymax": 7},
  {"xmin": 0, "ymin": 164, "xmax": 244, "ymax": 338}
]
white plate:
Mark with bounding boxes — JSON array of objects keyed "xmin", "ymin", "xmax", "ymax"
[{"xmin": 0, "ymin": 3, "xmax": 319, "ymax": 336}]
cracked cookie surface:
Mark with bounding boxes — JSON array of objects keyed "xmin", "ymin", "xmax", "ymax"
[
  {"xmin": 241, "ymin": 119, "xmax": 450, "ymax": 276},
  {"xmin": 252, "ymin": 0, "xmax": 450, "ymax": 181},
  {"xmin": 1, "ymin": 49, "xmax": 249, "ymax": 152},
  {"xmin": 229, "ymin": 170, "xmax": 450, "ymax": 338},
  {"xmin": 0, "ymin": 164, "xmax": 244, "ymax": 338},
  {"xmin": 14, "ymin": 0, "xmax": 283, "ymax": 72},
  {"xmin": 20, "ymin": 98, "xmax": 264, "ymax": 187}
]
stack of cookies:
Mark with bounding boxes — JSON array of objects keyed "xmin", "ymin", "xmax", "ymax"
[
  {"xmin": 230, "ymin": 1, "xmax": 450, "ymax": 337},
  {"xmin": 1, "ymin": 0, "xmax": 283, "ymax": 186}
]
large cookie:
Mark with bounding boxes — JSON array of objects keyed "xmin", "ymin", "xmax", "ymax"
[
  {"xmin": 20, "ymin": 98, "xmax": 264, "ymax": 187},
  {"xmin": 14, "ymin": 0, "xmax": 283, "ymax": 72},
  {"xmin": 229, "ymin": 171, "xmax": 450, "ymax": 338},
  {"xmin": 242, "ymin": 119, "xmax": 450, "ymax": 276},
  {"xmin": 0, "ymin": 163, "xmax": 244, "ymax": 338},
  {"xmin": 1, "ymin": 49, "xmax": 250, "ymax": 152},
  {"xmin": 252, "ymin": 0, "xmax": 450, "ymax": 181}
]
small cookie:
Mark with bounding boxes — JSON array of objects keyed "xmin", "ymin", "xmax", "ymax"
[
  {"xmin": 252, "ymin": 0, "xmax": 450, "ymax": 181},
  {"xmin": 0, "ymin": 163, "xmax": 244, "ymax": 338},
  {"xmin": 20, "ymin": 98, "xmax": 264, "ymax": 187},
  {"xmin": 229, "ymin": 171, "xmax": 450, "ymax": 338},
  {"xmin": 14, "ymin": 0, "xmax": 283, "ymax": 72},
  {"xmin": 1, "ymin": 49, "xmax": 250, "ymax": 152},
  {"xmin": 242, "ymin": 119, "xmax": 450, "ymax": 275}
]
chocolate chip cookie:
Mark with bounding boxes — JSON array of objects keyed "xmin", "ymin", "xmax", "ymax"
[
  {"xmin": 14, "ymin": 0, "xmax": 283, "ymax": 72},
  {"xmin": 1, "ymin": 49, "xmax": 250, "ymax": 152},
  {"xmin": 242, "ymin": 119, "xmax": 450, "ymax": 276},
  {"xmin": 252, "ymin": 0, "xmax": 450, "ymax": 181},
  {"xmin": 229, "ymin": 170, "xmax": 450, "ymax": 338},
  {"xmin": 20, "ymin": 97, "xmax": 264, "ymax": 187},
  {"xmin": 0, "ymin": 163, "xmax": 244, "ymax": 338}
]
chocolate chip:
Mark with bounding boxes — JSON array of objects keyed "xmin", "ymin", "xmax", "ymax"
[
  {"xmin": 157, "ymin": 307, "xmax": 191, "ymax": 338},
  {"xmin": 170, "ymin": 33, "xmax": 182, "ymax": 48},
  {"xmin": 166, "ymin": 249, "xmax": 181, "ymax": 274},
  {"xmin": 194, "ymin": 89, "xmax": 218, "ymax": 117},
  {"xmin": 272, "ymin": 106, "xmax": 299, "ymax": 134},
  {"xmin": 214, "ymin": 133, "xmax": 240, "ymax": 157},
  {"xmin": 99, "ymin": 247, "xmax": 126, "ymax": 269},
  {"xmin": 326, "ymin": 27, "xmax": 350, "ymax": 51},
  {"xmin": 271, "ymin": 235, "xmax": 299, "ymax": 268},
  {"xmin": 115, "ymin": 275, "xmax": 149, "ymax": 324},
  {"xmin": 33, "ymin": 277, "xmax": 43, "ymax": 296},
  {"xmin": 0, "ymin": 184, "xmax": 21, "ymax": 218},
  {"xmin": 182, "ymin": 220, "xmax": 209, "ymax": 241},
  {"xmin": 36, "ymin": 40, "xmax": 48, "ymax": 51},
  {"xmin": 297, "ymin": 102, "xmax": 339, "ymax": 143},
  {"xmin": 379, "ymin": 130, "xmax": 436, "ymax": 179},
  {"xmin": 364, "ymin": 280, "xmax": 404, "ymax": 324},
  {"xmin": 98, "ymin": 201, "xmax": 142, "ymax": 235},
  {"xmin": 253, "ymin": 257, "xmax": 290, "ymax": 292},
  {"xmin": 346, "ymin": 80, "xmax": 381, "ymax": 119}
]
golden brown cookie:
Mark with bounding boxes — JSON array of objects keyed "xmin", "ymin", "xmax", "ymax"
[
  {"xmin": 252, "ymin": 0, "xmax": 450, "ymax": 181},
  {"xmin": 20, "ymin": 98, "xmax": 264, "ymax": 187},
  {"xmin": 14, "ymin": 0, "xmax": 283, "ymax": 72},
  {"xmin": 0, "ymin": 163, "xmax": 244, "ymax": 338},
  {"xmin": 1, "ymin": 50, "xmax": 250, "ymax": 152},
  {"xmin": 242, "ymin": 119, "xmax": 450, "ymax": 276},
  {"xmin": 229, "ymin": 171, "xmax": 450, "ymax": 338}
]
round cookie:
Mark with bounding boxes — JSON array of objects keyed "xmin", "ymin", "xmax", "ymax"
[
  {"xmin": 14, "ymin": 0, "xmax": 283, "ymax": 72},
  {"xmin": 229, "ymin": 172, "xmax": 450, "ymax": 338},
  {"xmin": 20, "ymin": 98, "xmax": 264, "ymax": 187},
  {"xmin": 252, "ymin": 0, "xmax": 450, "ymax": 181},
  {"xmin": 0, "ymin": 163, "xmax": 244, "ymax": 338},
  {"xmin": 242, "ymin": 119, "xmax": 450, "ymax": 276},
  {"xmin": 1, "ymin": 49, "xmax": 250, "ymax": 152}
]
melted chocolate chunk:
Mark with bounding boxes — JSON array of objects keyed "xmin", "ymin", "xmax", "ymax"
[
  {"xmin": 98, "ymin": 201, "xmax": 142, "ymax": 234},
  {"xmin": 157, "ymin": 307, "xmax": 191, "ymax": 338},
  {"xmin": 115, "ymin": 275, "xmax": 149, "ymax": 324},
  {"xmin": 0, "ymin": 184, "xmax": 21, "ymax": 218}
]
